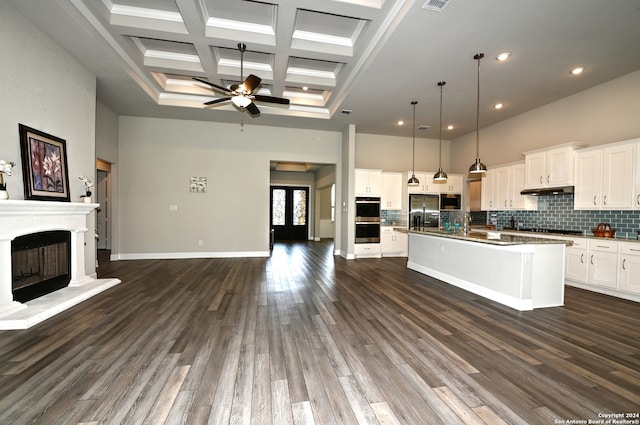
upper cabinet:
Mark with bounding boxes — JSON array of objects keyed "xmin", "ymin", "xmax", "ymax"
[
  {"xmin": 575, "ymin": 141, "xmax": 635, "ymax": 210},
  {"xmin": 355, "ymin": 169, "xmax": 382, "ymax": 196},
  {"xmin": 404, "ymin": 171, "xmax": 439, "ymax": 194},
  {"xmin": 381, "ymin": 172, "xmax": 402, "ymax": 209},
  {"xmin": 524, "ymin": 144, "xmax": 578, "ymax": 189},
  {"xmin": 481, "ymin": 163, "xmax": 537, "ymax": 211},
  {"xmin": 436, "ymin": 174, "xmax": 463, "ymax": 194},
  {"xmin": 635, "ymin": 142, "xmax": 640, "ymax": 209}
]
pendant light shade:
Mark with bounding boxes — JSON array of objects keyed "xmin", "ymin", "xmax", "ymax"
[
  {"xmin": 469, "ymin": 53, "xmax": 487, "ymax": 174},
  {"xmin": 433, "ymin": 81, "xmax": 448, "ymax": 182},
  {"xmin": 408, "ymin": 100, "xmax": 420, "ymax": 186}
]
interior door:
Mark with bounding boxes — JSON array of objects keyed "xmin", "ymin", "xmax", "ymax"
[{"xmin": 271, "ymin": 186, "xmax": 309, "ymax": 241}]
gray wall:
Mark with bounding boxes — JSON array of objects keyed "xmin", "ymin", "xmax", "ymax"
[
  {"xmin": 0, "ymin": 2, "xmax": 98, "ymax": 274},
  {"xmin": 450, "ymin": 70, "xmax": 640, "ymax": 173},
  {"xmin": 116, "ymin": 116, "xmax": 342, "ymax": 258}
]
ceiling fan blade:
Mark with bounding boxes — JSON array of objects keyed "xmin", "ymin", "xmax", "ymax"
[
  {"xmin": 245, "ymin": 102, "xmax": 260, "ymax": 116},
  {"xmin": 243, "ymin": 74, "xmax": 261, "ymax": 94},
  {"xmin": 193, "ymin": 77, "xmax": 232, "ymax": 94},
  {"xmin": 204, "ymin": 97, "xmax": 231, "ymax": 105},
  {"xmin": 253, "ymin": 95, "xmax": 290, "ymax": 105}
]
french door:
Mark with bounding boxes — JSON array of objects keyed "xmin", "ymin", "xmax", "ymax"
[{"xmin": 270, "ymin": 186, "xmax": 309, "ymax": 241}]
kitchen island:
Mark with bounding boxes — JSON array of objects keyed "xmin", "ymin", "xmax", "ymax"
[{"xmin": 407, "ymin": 229, "xmax": 570, "ymax": 311}]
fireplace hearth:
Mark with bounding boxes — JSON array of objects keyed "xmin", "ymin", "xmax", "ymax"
[
  {"xmin": 0, "ymin": 200, "xmax": 120, "ymax": 329},
  {"xmin": 12, "ymin": 230, "xmax": 72, "ymax": 303}
]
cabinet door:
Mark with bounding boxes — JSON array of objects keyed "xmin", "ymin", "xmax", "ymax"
[
  {"xmin": 355, "ymin": 169, "xmax": 370, "ymax": 195},
  {"xmin": 509, "ymin": 163, "xmax": 537, "ymax": 210},
  {"xmin": 480, "ymin": 169, "xmax": 496, "ymax": 211},
  {"xmin": 381, "ymin": 173, "xmax": 403, "ymax": 209},
  {"xmin": 619, "ymin": 249, "xmax": 640, "ymax": 294},
  {"xmin": 524, "ymin": 151, "xmax": 546, "ymax": 188},
  {"xmin": 547, "ymin": 146, "xmax": 574, "ymax": 186},
  {"xmin": 574, "ymin": 150, "xmax": 602, "ymax": 209},
  {"xmin": 495, "ymin": 166, "xmax": 511, "ymax": 210},
  {"xmin": 367, "ymin": 171, "xmax": 382, "ymax": 196},
  {"xmin": 587, "ymin": 250, "xmax": 618, "ymax": 288},
  {"xmin": 446, "ymin": 175, "xmax": 463, "ymax": 194},
  {"xmin": 601, "ymin": 144, "xmax": 634, "ymax": 209},
  {"xmin": 565, "ymin": 248, "xmax": 588, "ymax": 283},
  {"xmin": 635, "ymin": 142, "xmax": 640, "ymax": 209}
]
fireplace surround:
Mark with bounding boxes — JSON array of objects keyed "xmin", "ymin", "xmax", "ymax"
[{"xmin": 0, "ymin": 200, "xmax": 120, "ymax": 329}]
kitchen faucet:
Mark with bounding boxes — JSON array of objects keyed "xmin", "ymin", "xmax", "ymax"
[{"xmin": 463, "ymin": 212, "xmax": 472, "ymax": 235}]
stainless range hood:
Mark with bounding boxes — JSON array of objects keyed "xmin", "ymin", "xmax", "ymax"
[{"xmin": 520, "ymin": 186, "xmax": 574, "ymax": 196}]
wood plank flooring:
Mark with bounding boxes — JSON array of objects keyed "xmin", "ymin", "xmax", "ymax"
[{"xmin": 1, "ymin": 240, "xmax": 639, "ymax": 424}]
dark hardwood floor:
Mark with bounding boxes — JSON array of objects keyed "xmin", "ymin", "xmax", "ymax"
[{"xmin": 0, "ymin": 240, "xmax": 638, "ymax": 424}]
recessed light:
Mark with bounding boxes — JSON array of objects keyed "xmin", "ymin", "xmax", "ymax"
[
  {"xmin": 302, "ymin": 86, "xmax": 309, "ymax": 91},
  {"xmin": 493, "ymin": 103, "xmax": 504, "ymax": 110},
  {"xmin": 397, "ymin": 120, "xmax": 404, "ymax": 126},
  {"xmin": 497, "ymin": 52, "xmax": 511, "ymax": 62},
  {"xmin": 571, "ymin": 66, "xmax": 585, "ymax": 75},
  {"xmin": 447, "ymin": 125, "xmax": 454, "ymax": 130}
]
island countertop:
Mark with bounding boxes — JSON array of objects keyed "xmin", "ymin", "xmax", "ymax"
[{"xmin": 409, "ymin": 228, "xmax": 572, "ymax": 246}]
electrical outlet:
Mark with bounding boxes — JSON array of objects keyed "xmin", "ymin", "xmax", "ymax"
[
  {"xmin": 169, "ymin": 204, "xmax": 178, "ymax": 211},
  {"xmin": 198, "ymin": 240, "xmax": 203, "ymax": 246}
]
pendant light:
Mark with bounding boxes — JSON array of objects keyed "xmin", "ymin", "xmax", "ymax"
[
  {"xmin": 433, "ymin": 81, "xmax": 448, "ymax": 182},
  {"xmin": 469, "ymin": 53, "xmax": 487, "ymax": 174},
  {"xmin": 407, "ymin": 100, "xmax": 420, "ymax": 186}
]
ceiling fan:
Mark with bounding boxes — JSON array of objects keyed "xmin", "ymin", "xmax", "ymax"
[{"xmin": 193, "ymin": 43, "xmax": 290, "ymax": 116}]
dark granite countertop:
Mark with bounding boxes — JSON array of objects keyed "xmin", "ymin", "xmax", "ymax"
[{"xmin": 409, "ymin": 228, "xmax": 572, "ymax": 246}]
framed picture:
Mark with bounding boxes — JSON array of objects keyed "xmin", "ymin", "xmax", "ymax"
[{"xmin": 19, "ymin": 124, "xmax": 70, "ymax": 201}]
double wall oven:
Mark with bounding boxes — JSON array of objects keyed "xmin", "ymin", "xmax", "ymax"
[{"xmin": 355, "ymin": 197, "xmax": 381, "ymax": 243}]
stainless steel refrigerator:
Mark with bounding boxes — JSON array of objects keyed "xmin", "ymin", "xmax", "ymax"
[{"xmin": 409, "ymin": 194, "xmax": 440, "ymax": 229}]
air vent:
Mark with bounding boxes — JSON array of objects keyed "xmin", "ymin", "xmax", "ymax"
[
  {"xmin": 340, "ymin": 109, "xmax": 352, "ymax": 116},
  {"xmin": 418, "ymin": 125, "xmax": 430, "ymax": 130},
  {"xmin": 422, "ymin": 0, "xmax": 450, "ymax": 12}
]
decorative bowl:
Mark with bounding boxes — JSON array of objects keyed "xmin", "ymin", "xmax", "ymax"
[{"xmin": 591, "ymin": 223, "xmax": 616, "ymax": 238}]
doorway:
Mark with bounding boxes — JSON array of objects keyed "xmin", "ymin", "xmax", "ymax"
[{"xmin": 270, "ymin": 186, "xmax": 309, "ymax": 241}]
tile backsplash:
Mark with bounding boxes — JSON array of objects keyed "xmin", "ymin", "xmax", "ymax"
[{"xmin": 494, "ymin": 193, "xmax": 640, "ymax": 239}]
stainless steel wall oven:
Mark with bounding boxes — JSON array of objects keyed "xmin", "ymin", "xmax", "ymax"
[{"xmin": 355, "ymin": 197, "xmax": 381, "ymax": 243}]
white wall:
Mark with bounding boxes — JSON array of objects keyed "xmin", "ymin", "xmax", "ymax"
[
  {"xmin": 0, "ymin": 2, "xmax": 98, "ymax": 274},
  {"xmin": 116, "ymin": 116, "xmax": 342, "ymax": 258},
  {"xmin": 450, "ymin": 70, "xmax": 640, "ymax": 173}
]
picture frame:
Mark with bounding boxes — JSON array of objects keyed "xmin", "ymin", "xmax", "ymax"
[{"xmin": 19, "ymin": 124, "xmax": 70, "ymax": 202}]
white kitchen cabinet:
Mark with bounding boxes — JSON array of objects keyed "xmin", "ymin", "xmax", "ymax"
[
  {"xmin": 619, "ymin": 242, "xmax": 640, "ymax": 295},
  {"xmin": 480, "ymin": 168, "xmax": 496, "ymax": 211},
  {"xmin": 405, "ymin": 171, "xmax": 438, "ymax": 194},
  {"xmin": 575, "ymin": 142, "xmax": 634, "ymax": 210},
  {"xmin": 509, "ymin": 163, "xmax": 538, "ymax": 210},
  {"xmin": 574, "ymin": 149, "xmax": 602, "ymax": 209},
  {"xmin": 495, "ymin": 166, "xmax": 511, "ymax": 210},
  {"xmin": 565, "ymin": 238, "xmax": 588, "ymax": 283},
  {"xmin": 483, "ymin": 163, "xmax": 536, "ymax": 211},
  {"xmin": 524, "ymin": 145, "xmax": 576, "ymax": 189},
  {"xmin": 436, "ymin": 174, "xmax": 463, "ymax": 194},
  {"xmin": 587, "ymin": 239, "xmax": 618, "ymax": 288},
  {"xmin": 635, "ymin": 140, "xmax": 640, "ymax": 209},
  {"xmin": 381, "ymin": 172, "xmax": 402, "ymax": 209},
  {"xmin": 354, "ymin": 243, "xmax": 381, "ymax": 258},
  {"xmin": 381, "ymin": 227, "xmax": 407, "ymax": 257},
  {"xmin": 355, "ymin": 169, "xmax": 382, "ymax": 196}
]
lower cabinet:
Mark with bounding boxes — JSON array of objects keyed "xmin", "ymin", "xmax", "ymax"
[
  {"xmin": 619, "ymin": 242, "xmax": 640, "ymax": 294},
  {"xmin": 354, "ymin": 243, "xmax": 381, "ymax": 258},
  {"xmin": 587, "ymin": 239, "xmax": 618, "ymax": 289},
  {"xmin": 381, "ymin": 228, "xmax": 407, "ymax": 257},
  {"xmin": 565, "ymin": 238, "xmax": 587, "ymax": 283}
]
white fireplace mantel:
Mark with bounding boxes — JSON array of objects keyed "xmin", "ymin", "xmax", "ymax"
[{"xmin": 0, "ymin": 200, "xmax": 120, "ymax": 329}]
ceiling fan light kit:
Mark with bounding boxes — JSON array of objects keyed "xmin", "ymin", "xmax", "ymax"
[
  {"xmin": 433, "ymin": 81, "xmax": 448, "ymax": 182},
  {"xmin": 408, "ymin": 100, "xmax": 420, "ymax": 186},
  {"xmin": 469, "ymin": 52, "xmax": 487, "ymax": 174},
  {"xmin": 193, "ymin": 42, "xmax": 290, "ymax": 117}
]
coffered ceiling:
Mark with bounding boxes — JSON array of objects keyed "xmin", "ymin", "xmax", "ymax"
[{"xmin": 8, "ymin": 0, "xmax": 640, "ymax": 139}]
